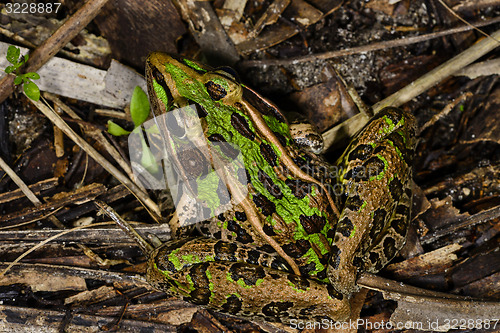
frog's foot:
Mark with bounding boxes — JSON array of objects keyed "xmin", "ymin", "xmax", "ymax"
[
  {"xmin": 327, "ymin": 258, "xmax": 359, "ymax": 296},
  {"xmin": 147, "ymin": 237, "xmax": 351, "ymax": 323}
]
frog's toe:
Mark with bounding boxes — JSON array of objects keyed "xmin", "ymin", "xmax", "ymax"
[{"xmin": 327, "ymin": 263, "xmax": 359, "ymax": 296}]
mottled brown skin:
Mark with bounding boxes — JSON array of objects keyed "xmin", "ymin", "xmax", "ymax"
[
  {"xmin": 146, "ymin": 238, "xmax": 350, "ymax": 323},
  {"xmin": 327, "ymin": 107, "xmax": 416, "ymax": 294}
]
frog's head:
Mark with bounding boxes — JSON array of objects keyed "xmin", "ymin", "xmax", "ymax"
[{"xmin": 146, "ymin": 52, "xmax": 243, "ymax": 116}]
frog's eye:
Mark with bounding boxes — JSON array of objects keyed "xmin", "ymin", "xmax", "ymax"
[
  {"xmin": 214, "ymin": 66, "xmax": 240, "ymax": 83},
  {"xmin": 202, "ymin": 72, "xmax": 242, "ymax": 103}
]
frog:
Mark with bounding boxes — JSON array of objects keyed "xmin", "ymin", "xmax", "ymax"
[{"xmin": 142, "ymin": 52, "xmax": 417, "ymax": 323}]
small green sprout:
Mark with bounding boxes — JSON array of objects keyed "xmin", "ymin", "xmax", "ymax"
[
  {"xmin": 108, "ymin": 86, "xmax": 150, "ymax": 136},
  {"xmin": 4, "ymin": 45, "xmax": 40, "ymax": 101},
  {"xmin": 108, "ymin": 86, "xmax": 159, "ymax": 174}
]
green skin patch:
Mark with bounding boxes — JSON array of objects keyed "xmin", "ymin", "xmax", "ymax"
[{"xmin": 183, "ymin": 59, "xmax": 207, "ymax": 72}]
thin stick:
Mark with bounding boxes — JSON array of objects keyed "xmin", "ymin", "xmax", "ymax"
[
  {"xmin": 240, "ymin": 17, "xmax": 500, "ymax": 68},
  {"xmin": 0, "ymin": 221, "xmax": 115, "ymax": 277},
  {"xmin": 95, "ymin": 200, "xmax": 154, "ymax": 254},
  {"xmin": 437, "ymin": 0, "xmax": 500, "ymax": 43},
  {"xmin": 0, "ymin": 155, "xmax": 65, "ymax": 228},
  {"xmin": 372, "ymin": 28, "xmax": 500, "ymax": 111}
]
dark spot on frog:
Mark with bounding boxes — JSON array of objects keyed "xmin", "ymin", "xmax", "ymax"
[
  {"xmin": 317, "ymin": 267, "xmax": 328, "ymax": 280},
  {"xmin": 187, "ymin": 262, "xmax": 211, "ymax": 305},
  {"xmin": 348, "ymin": 144, "xmax": 373, "ymax": 162},
  {"xmin": 257, "ymin": 244, "xmax": 275, "ymax": 253},
  {"xmin": 252, "ymin": 193, "xmax": 276, "ymax": 216},
  {"xmin": 299, "ymin": 214, "xmax": 326, "ymax": 234},
  {"xmin": 286, "ymin": 274, "xmax": 310, "ymax": 290},
  {"xmin": 195, "ymin": 103, "xmax": 208, "ymax": 117},
  {"xmin": 231, "ymin": 113, "xmax": 256, "ymax": 140},
  {"xmin": 208, "ymin": 133, "xmax": 240, "ymax": 160},
  {"xmin": 268, "ymin": 106, "xmax": 286, "ymax": 123},
  {"xmin": 238, "ymin": 168, "xmax": 251, "ymax": 185},
  {"xmin": 299, "ymin": 306, "xmax": 324, "ymax": 318},
  {"xmin": 329, "ymin": 246, "xmax": 341, "ymax": 269},
  {"xmin": 282, "ymin": 239, "xmax": 311, "ymax": 258},
  {"xmin": 214, "ymin": 241, "xmax": 237, "ymax": 262},
  {"xmin": 222, "ymin": 294, "xmax": 242, "ymax": 314},
  {"xmin": 165, "ymin": 113, "xmax": 185, "ymax": 137},
  {"xmin": 343, "ymin": 165, "xmax": 365, "ymax": 181},
  {"xmin": 364, "ymin": 156, "xmax": 386, "ymax": 179},
  {"xmin": 205, "ymin": 81, "xmax": 227, "ymax": 101},
  {"xmin": 373, "ymin": 107, "xmax": 403, "ymax": 126},
  {"xmin": 286, "ymin": 179, "xmax": 309, "ymax": 199},
  {"xmin": 246, "ymin": 250, "xmax": 261, "ymax": 265},
  {"xmin": 292, "ymin": 156, "xmax": 307, "ymax": 169},
  {"xmin": 262, "ymin": 301, "xmax": 293, "ymax": 318},
  {"xmin": 395, "ymin": 204, "xmax": 409, "ymax": 218},
  {"xmin": 389, "ymin": 177, "xmax": 404, "ymax": 201},
  {"xmin": 326, "ymin": 228, "xmax": 336, "ymax": 240},
  {"xmin": 299, "ymin": 262, "xmax": 316, "ymax": 275},
  {"xmin": 229, "ymin": 263, "xmax": 266, "ymax": 285},
  {"xmin": 368, "ymin": 252, "xmax": 380, "ymax": 268},
  {"xmin": 390, "ymin": 217, "xmax": 408, "ymax": 236},
  {"xmin": 326, "ymin": 284, "xmax": 344, "ymax": 300},
  {"xmin": 271, "ymin": 258, "xmax": 291, "ymax": 272},
  {"xmin": 198, "ymin": 225, "xmax": 210, "ymax": 235},
  {"xmin": 178, "ymin": 148, "xmax": 208, "ymax": 180},
  {"xmin": 258, "ymin": 170, "xmax": 283, "ymax": 199},
  {"xmin": 226, "ymin": 219, "xmax": 253, "ymax": 244},
  {"xmin": 213, "ymin": 231, "xmax": 222, "ymax": 239},
  {"xmin": 372, "ymin": 145, "xmax": 386, "ymax": 155},
  {"xmin": 235, "ymin": 211, "xmax": 247, "ymax": 221},
  {"xmin": 155, "ymin": 239, "xmax": 192, "ymax": 272},
  {"xmin": 369, "ymin": 208, "xmax": 387, "ymax": 239},
  {"xmin": 353, "ymin": 255, "xmax": 364, "ymax": 268},
  {"xmin": 263, "ymin": 223, "xmax": 276, "ymax": 236},
  {"xmin": 383, "ymin": 237, "xmax": 397, "ymax": 261},
  {"xmin": 390, "ymin": 131, "xmax": 414, "ymax": 164},
  {"xmin": 217, "ymin": 213, "xmax": 226, "ymax": 222},
  {"xmin": 149, "ymin": 66, "xmax": 174, "ymax": 108},
  {"xmin": 336, "ymin": 217, "xmax": 354, "ymax": 237},
  {"xmin": 345, "ymin": 195, "xmax": 364, "ymax": 211},
  {"xmin": 260, "ymin": 143, "xmax": 278, "ymax": 167},
  {"xmin": 273, "ymin": 131, "xmax": 288, "ymax": 146}
]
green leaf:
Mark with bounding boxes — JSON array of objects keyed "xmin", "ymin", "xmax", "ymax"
[
  {"xmin": 141, "ymin": 138, "xmax": 159, "ymax": 174},
  {"xmin": 23, "ymin": 81, "xmax": 40, "ymax": 101},
  {"xmin": 24, "ymin": 72, "xmax": 40, "ymax": 80},
  {"xmin": 6, "ymin": 46, "xmax": 20, "ymax": 64},
  {"xmin": 5, "ymin": 66, "xmax": 14, "ymax": 74},
  {"xmin": 13, "ymin": 76, "xmax": 23, "ymax": 85},
  {"xmin": 130, "ymin": 86, "xmax": 150, "ymax": 127},
  {"xmin": 107, "ymin": 120, "xmax": 131, "ymax": 136},
  {"xmin": 24, "ymin": 54, "xmax": 29, "ymax": 63}
]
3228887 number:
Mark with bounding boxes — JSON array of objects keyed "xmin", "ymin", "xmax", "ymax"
[{"xmin": 5, "ymin": 2, "xmax": 62, "ymax": 14}]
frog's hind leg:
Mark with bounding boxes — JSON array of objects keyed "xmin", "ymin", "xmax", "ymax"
[
  {"xmin": 147, "ymin": 237, "xmax": 350, "ymax": 323},
  {"xmin": 357, "ymin": 181, "xmax": 412, "ymax": 273}
]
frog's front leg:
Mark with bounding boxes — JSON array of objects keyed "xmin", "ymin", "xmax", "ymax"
[
  {"xmin": 327, "ymin": 107, "xmax": 417, "ymax": 295},
  {"xmin": 147, "ymin": 237, "xmax": 351, "ymax": 323}
]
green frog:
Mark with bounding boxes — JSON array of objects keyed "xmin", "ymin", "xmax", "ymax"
[{"xmin": 143, "ymin": 52, "xmax": 416, "ymax": 323}]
